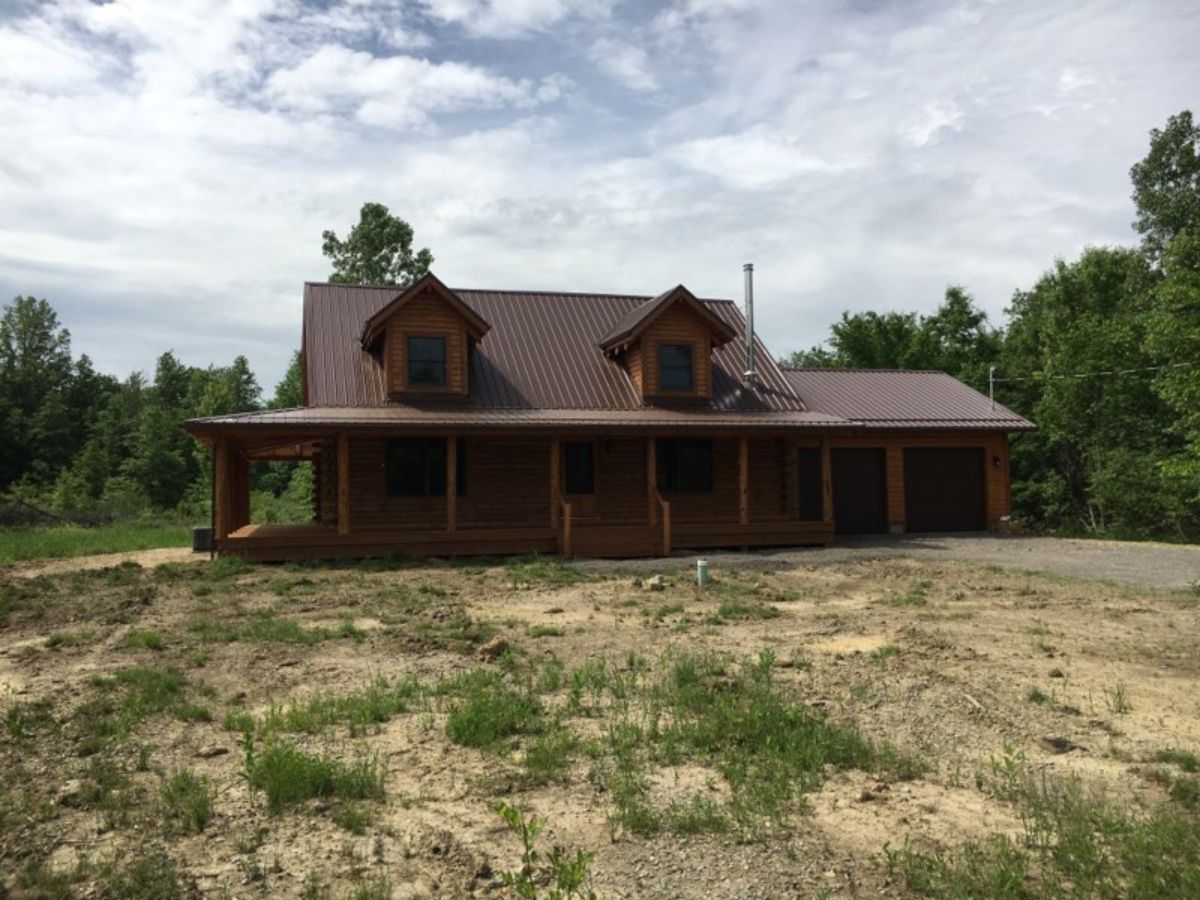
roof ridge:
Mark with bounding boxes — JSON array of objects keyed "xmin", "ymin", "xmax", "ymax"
[{"xmin": 305, "ymin": 281, "xmax": 736, "ymax": 304}]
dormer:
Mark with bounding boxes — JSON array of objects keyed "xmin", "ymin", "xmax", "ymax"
[
  {"xmin": 600, "ymin": 286, "xmax": 737, "ymax": 403},
  {"xmin": 361, "ymin": 273, "xmax": 490, "ymax": 399}
]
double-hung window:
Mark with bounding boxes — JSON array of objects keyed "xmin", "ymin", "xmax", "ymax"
[
  {"xmin": 658, "ymin": 343, "xmax": 694, "ymax": 391},
  {"xmin": 406, "ymin": 336, "xmax": 447, "ymax": 387}
]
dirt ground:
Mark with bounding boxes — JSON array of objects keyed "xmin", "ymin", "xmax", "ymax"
[
  {"xmin": 1, "ymin": 551, "xmax": 1198, "ymax": 898},
  {"xmin": 11, "ymin": 533, "xmax": 1199, "ymax": 590}
]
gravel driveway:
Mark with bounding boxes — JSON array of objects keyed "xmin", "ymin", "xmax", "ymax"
[{"xmin": 586, "ymin": 533, "xmax": 1200, "ymax": 590}]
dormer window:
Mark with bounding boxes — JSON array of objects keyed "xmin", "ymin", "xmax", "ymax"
[
  {"xmin": 407, "ymin": 336, "xmax": 447, "ymax": 387},
  {"xmin": 659, "ymin": 344, "xmax": 694, "ymax": 391}
]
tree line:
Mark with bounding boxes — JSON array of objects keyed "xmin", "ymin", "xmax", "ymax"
[
  {"xmin": 0, "ymin": 201, "xmax": 434, "ymax": 525},
  {"xmin": 0, "ymin": 115, "xmax": 1196, "ymax": 539},
  {"xmin": 785, "ymin": 111, "xmax": 1199, "ymax": 539}
]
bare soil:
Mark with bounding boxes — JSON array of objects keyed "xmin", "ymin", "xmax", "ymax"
[{"xmin": 1, "ymin": 552, "xmax": 1198, "ymax": 898}]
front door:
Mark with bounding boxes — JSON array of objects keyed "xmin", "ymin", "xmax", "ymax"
[{"xmin": 563, "ymin": 441, "xmax": 597, "ymax": 518}]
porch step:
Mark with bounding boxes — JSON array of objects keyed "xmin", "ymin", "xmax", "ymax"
[{"xmin": 570, "ymin": 524, "xmax": 662, "ymax": 558}]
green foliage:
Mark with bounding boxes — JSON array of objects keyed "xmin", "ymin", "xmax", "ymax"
[
  {"xmin": 781, "ymin": 110, "xmax": 1200, "ymax": 541},
  {"xmin": 781, "ymin": 286, "xmax": 1002, "ymax": 390},
  {"xmin": 322, "ymin": 201, "xmax": 434, "ymax": 286},
  {"xmin": 495, "ymin": 802, "xmax": 598, "ymax": 900},
  {"xmin": 1130, "ymin": 110, "xmax": 1200, "ymax": 263},
  {"xmin": 97, "ymin": 849, "xmax": 183, "ymax": 900},
  {"xmin": 260, "ymin": 675, "xmax": 421, "ymax": 735},
  {"xmin": 243, "ymin": 737, "xmax": 386, "ymax": 813},
  {"xmin": 443, "ymin": 669, "xmax": 544, "ymax": 750},
  {"xmin": 889, "ymin": 753, "xmax": 1200, "ymax": 899},
  {"xmin": 160, "ymin": 769, "xmax": 214, "ymax": 833},
  {"xmin": 504, "ymin": 556, "xmax": 593, "ymax": 587}
]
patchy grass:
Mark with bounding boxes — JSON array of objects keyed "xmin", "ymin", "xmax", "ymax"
[
  {"xmin": 503, "ymin": 556, "xmax": 593, "ymax": 588},
  {"xmin": 186, "ymin": 613, "xmax": 365, "ymax": 645},
  {"xmin": 160, "ymin": 770, "xmax": 214, "ymax": 833},
  {"xmin": 599, "ymin": 649, "xmax": 916, "ymax": 838},
  {"xmin": 888, "ymin": 759, "xmax": 1200, "ymax": 900},
  {"xmin": 443, "ymin": 669, "xmax": 544, "ymax": 750},
  {"xmin": 121, "ymin": 630, "xmax": 166, "ymax": 651},
  {"xmin": 74, "ymin": 667, "xmax": 205, "ymax": 753},
  {"xmin": 1153, "ymin": 749, "xmax": 1200, "ymax": 773},
  {"xmin": 0, "ymin": 522, "xmax": 191, "ymax": 565},
  {"xmin": 715, "ymin": 599, "xmax": 782, "ymax": 621},
  {"xmin": 260, "ymin": 676, "xmax": 422, "ymax": 736},
  {"xmin": 244, "ymin": 739, "xmax": 386, "ymax": 813}
]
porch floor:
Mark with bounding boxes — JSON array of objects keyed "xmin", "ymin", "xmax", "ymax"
[{"xmin": 220, "ymin": 519, "xmax": 833, "ymax": 562}]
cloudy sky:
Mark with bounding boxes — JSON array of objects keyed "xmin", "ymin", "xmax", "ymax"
[{"xmin": 2, "ymin": 0, "xmax": 1197, "ymax": 391}]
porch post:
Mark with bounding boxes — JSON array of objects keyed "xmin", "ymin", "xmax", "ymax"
[
  {"xmin": 549, "ymin": 438, "xmax": 560, "ymax": 529},
  {"xmin": 820, "ymin": 435, "xmax": 833, "ymax": 524},
  {"xmin": 646, "ymin": 436, "xmax": 658, "ymax": 526},
  {"xmin": 446, "ymin": 437, "xmax": 457, "ymax": 532},
  {"xmin": 738, "ymin": 435, "xmax": 749, "ymax": 525},
  {"xmin": 337, "ymin": 432, "xmax": 350, "ymax": 536},
  {"xmin": 213, "ymin": 437, "xmax": 229, "ymax": 541}
]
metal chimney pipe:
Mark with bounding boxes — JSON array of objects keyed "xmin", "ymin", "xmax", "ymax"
[{"xmin": 743, "ymin": 262, "xmax": 757, "ymax": 388}]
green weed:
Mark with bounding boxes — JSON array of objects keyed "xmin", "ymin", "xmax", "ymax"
[
  {"xmin": 160, "ymin": 770, "xmax": 214, "ymax": 833},
  {"xmin": 444, "ymin": 670, "xmax": 543, "ymax": 750},
  {"xmin": 244, "ymin": 738, "xmax": 386, "ymax": 813}
]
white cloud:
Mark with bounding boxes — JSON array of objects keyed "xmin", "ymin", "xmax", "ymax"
[
  {"xmin": 588, "ymin": 37, "xmax": 657, "ymax": 91},
  {"xmin": 264, "ymin": 44, "xmax": 554, "ymax": 128},
  {"xmin": 418, "ymin": 0, "xmax": 614, "ymax": 38},
  {"xmin": 670, "ymin": 127, "xmax": 856, "ymax": 188},
  {"xmin": 900, "ymin": 99, "xmax": 964, "ymax": 148},
  {"xmin": 1, "ymin": 0, "xmax": 1198, "ymax": 390}
]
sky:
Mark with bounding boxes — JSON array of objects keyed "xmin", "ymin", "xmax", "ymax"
[{"xmin": 1, "ymin": 0, "xmax": 1198, "ymax": 393}]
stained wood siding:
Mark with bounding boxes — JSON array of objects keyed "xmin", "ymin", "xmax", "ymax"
[
  {"xmin": 636, "ymin": 304, "xmax": 713, "ymax": 399},
  {"xmin": 385, "ymin": 289, "xmax": 469, "ymax": 395},
  {"xmin": 301, "ymin": 430, "xmax": 1012, "ymax": 546}
]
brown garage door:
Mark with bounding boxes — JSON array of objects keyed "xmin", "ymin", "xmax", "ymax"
[
  {"xmin": 831, "ymin": 448, "xmax": 887, "ymax": 534},
  {"xmin": 904, "ymin": 448, "xmax": 986, "ymax": 532}
]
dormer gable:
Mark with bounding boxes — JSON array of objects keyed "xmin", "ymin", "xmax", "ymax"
[
  {"xmin": 600, "ymin": 285, "xmax": 737, "ymax": 402},
  {"xmin": 360, "ymin": 273, "xmax": 490, "ymax": 397}
]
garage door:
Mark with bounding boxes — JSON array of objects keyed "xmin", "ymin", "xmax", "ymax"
[
  {"xmin": 903, "ymin": 448, "xmax": 986, "ymax": 532},
  {"xmin": 831, "ymin": 448, "xmax": 887, "ymax": 534}
]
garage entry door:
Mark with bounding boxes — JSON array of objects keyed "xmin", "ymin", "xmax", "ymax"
[
  {"xmin": 904, "ymin": 448, "xmax": 986, "ymax": 532},
  {"xmin": 831, "ymin": 448, "xmax": 887, "ymax": 534}
]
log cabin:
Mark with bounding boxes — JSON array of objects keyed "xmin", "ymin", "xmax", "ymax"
[{"xmin": 183, "ymin": 268, "xmax": 1033, "ymax": 561}]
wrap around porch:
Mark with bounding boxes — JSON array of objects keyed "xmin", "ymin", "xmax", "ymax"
[{"xmin": 212, "ymin": 432, "xmax": 835, "ymax": 561}]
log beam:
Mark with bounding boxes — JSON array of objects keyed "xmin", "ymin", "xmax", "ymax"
[
  {"xmin": 446, "ymin": 437, "xmax": 457, "ymax": 532},
  {"xmin": 646, "ymin": 437, "xmax": 658, "ymax": 526},
  {"xmin": 738, "ymin": 435, "xmax": 749, "ymax": 525},
  {"xmin": 820, "ymin": 435, "xmax": 833, "ymax": 524},
  {"xmin": 337, "ymin": 432, "xmax": 350, "ymax": 537}
]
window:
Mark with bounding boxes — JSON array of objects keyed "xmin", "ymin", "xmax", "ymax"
[
  {"xmin": 797, "ymin": 447, "xmax": 824, "ymax": 521},
  {"xmin": 658, "ymin": 343, "xmax": 694, "ymax": 391},
  {"xmin": 386, "ymin": 438, "xmax": 463, "ymax": 497},
  {"xmin": 656, "ymin": 438, "xmax": 713, "ymax": 493},
  {"xmin": 406, "ymin": 336, "xmax": 447, "ymax": 387},
  {"xmin": 563, "ymin": 442, "xmax": 595, "ymax": 495}
]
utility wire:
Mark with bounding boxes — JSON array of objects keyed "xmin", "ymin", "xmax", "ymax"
[
  {"xmin": 990, "ymin": 361, "xmax": 1195, "ymax": 383},
  {"xmin": 987, "ymin": 361, "xmax": 1195, "ymax": 410}
]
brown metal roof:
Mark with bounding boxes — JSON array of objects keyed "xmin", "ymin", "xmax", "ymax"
[
  {"xmin": 781, "ymin": 369, "xmax": 1034, "ymax": 430},
  {"xmin": 183, "ymin": 280, "xmax": 1034, "ymax": 435},
  {"xmin": 299, "ymin": 282, "xmax": 805, "ymax": 413}
]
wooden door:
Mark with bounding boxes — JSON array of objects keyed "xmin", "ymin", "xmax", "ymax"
[{"xmin": 563, "ymin": 441, "xmax": 597, "ymax": 519}]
